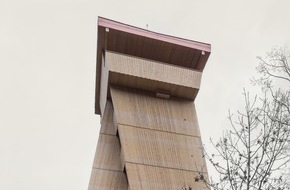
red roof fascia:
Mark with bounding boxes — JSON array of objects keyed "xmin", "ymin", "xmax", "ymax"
[{"xmin": 98, "ymin": 17, "xmax": 211, "ymax": 53}]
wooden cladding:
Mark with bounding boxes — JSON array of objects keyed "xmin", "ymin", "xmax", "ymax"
[
  {"xmin": 118, "ymin": 124, "xmax": 206, "ymax": 172},
  {"xmin": 89, "ymin": 88, "xmax": 208, "ymax": 189},
  {"xmin": 88, "ymin": 169, "xmax": 128, "ymax": 190},
  {"xmin": 92, "ymin": 134, "xmax": 122, "ymax": 171},
  {"xmin": 100, "ymin": 101, "xmax": 117, "ymax": 135},
  {"xmin": 95, "ymin": 17, "xmax": 211, "ymax": 114},
  {"xmin": 89, "ymin": 100, "xmax": 128, "ymax": 189},
  {"xmin": 111, "ymin": 87, "xmax": 201, "ymax": 137},
  {"xmin": 106, "ymin": 51, "xmax": 202, "ymax": 88},
  {"xmin": 92, "ymin": 18, "xmax": 210, "ymax": 189},
  {"xmin": 105, "ymin": 51, "xmax": 202, "ymax": 101},
  {"xmin": 125, "ymin": 163, "xmax": 208, "ymax": 190}
]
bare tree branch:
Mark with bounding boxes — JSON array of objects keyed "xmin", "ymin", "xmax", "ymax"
[{"xmin": 194, "ymin": 47, "xmax": 290, "ymax": 190}]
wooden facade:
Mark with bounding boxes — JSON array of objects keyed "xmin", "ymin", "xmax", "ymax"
[{"xmin": 89, "ymin": 17, "xmax": 211, "ymax": 190}]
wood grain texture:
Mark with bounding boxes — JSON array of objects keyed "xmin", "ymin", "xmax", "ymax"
[
  {"xmin": 100, "ymin": 101, "xmax": 117, "ymax": 135},
  {"xmin": 106, "ymin": 51, "xmax": 202, "ymax": 88},
  {"xmin": 92, "ymin": 134, "xmax": 122, "ymax": 171},
  {"xmin": 118, "ymin": 124, "xmax": 206, "ymax": 172},
  {"xmin": 111, "ymin": 87, "xmax": 201, "ymax": 137},
  {"xmin": 95, "ymin": 17, "xmax": 211, "ymax": 114},
  {"xmin": 106, "ymin": 51, "xmax": 201, "ymax": 100},
  {"xmin": 125, "ymin": 163, "xmax": 208, "ymax": 190},
  {"xmin": 100, "ymin": 55, "xmax": 109, "ymax": 116},
  {"xmin": 109, "ymin": 72, "xmax": 198, "ymax": 100},
  {"xmin": 88, "ymin": 169, "xmax": 128, "ymax": 190}
]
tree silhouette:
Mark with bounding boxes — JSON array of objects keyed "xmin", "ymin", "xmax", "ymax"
[{"xmin": 195, "ymin": 47, "xmax": 290, "ymax": 190}]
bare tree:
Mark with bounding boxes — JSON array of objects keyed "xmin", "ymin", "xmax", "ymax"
[
  {"xmin": 254, "ymin": 46, "xmax": 290, "ymax": 157},
  {"xmin": 255, "ymin": 46, "xmax": 290, "ymax": 88},
  {"xmin": 254, "ymin": 46, "xmax": 290, "ymax": 120},
  {"xmin": 203, "ymin": 91, "xmax": 290, "ymax": 190},
  {"xmin": 195, "ymin": 47, "xmax": 290, "ymax": 190},
  {"xmin": 255, "ymin": 46, "xmax": 290, "ymax": 187}
]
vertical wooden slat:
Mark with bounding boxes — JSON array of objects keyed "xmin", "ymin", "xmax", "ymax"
[
  {"xmin": 88, "ymin": 169, "xmax": 128, "ymax": 190},
  {"xmin": 125, "ymin": 163, "xmax": 208, "ymax": 190},
  {"xmin": 118, "ymin": 124, "xmax": 206, "ymax": 171},
  {"xmin": 92, "ymin": 134, "xmax": 122, "ymax": 171},
  {"xmin": 110, "ymin": 87, "xmax": 208, "ymax": 190},
  {"xmin": 100, "ymin": 101, "xmax": 117, "ymax": 135},
  {"xmin": 111, "ymin": 87, "xmax": 201, "ymax": 136}
]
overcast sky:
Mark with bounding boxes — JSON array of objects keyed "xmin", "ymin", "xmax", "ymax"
[{"xmin": 1, "ymin": 0, "xmax": 290, "ymax": 189}]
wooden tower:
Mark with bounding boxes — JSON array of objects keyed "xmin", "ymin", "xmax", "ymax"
[{"xmin": 88, "ymin": 17, "xmax": 211, "ymax": 190}]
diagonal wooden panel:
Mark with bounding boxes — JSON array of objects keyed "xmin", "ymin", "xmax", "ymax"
[
  {"xmin": 118, "ymin": 124, "xmax": 206, "ymax": 172},
  {"xmin": 99, "ymin": 54, "xmax": 109, "ymax": 115},
  {"xmin": 92, "ymin": 134, "xmax": 122, "ymax": 171},
  {"xmin": 100, "ymin": 101, "xmax": 117, "ymax": 135},
  {"xmin": 125, "ymin": 163, "xmax": 208, "ymax": 190},
  {"xmin": 111, "ymin": 87, "xmax": 201, "ymax": 136},
  {"xmin": 88, "ymin": 169, "xmax": 128, "ymax": 190}
]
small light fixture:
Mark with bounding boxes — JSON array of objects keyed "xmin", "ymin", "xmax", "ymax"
[
  {"xmin": 156, "ymin": 92, "xmax": 170, "ymax": 99},
  {"xmin": 156, "ymin": 89, "xmax": 170, "ymax": 99}
]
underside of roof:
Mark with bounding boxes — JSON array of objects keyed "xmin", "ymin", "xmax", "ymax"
[{"xmin": 95, "ymin": 17, "xmax": 211, "ymax": 114}]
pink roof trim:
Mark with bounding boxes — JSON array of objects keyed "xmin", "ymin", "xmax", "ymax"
[{"xmin": 98, "ymin": 17, "xmax": 211, "ymax": 52}]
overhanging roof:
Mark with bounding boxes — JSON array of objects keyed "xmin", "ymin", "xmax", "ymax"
[{"xmin": 95, "ymin": 17, "xmax": 211, "ymax": 114}]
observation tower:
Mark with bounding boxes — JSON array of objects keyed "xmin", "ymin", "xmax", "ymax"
[{"xmin": 88, "ymin": 17, "xmax": 211, "ymax": 190}]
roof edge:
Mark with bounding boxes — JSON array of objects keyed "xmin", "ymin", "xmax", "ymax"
[
  {"xmin": 98, "ymin": 17, "xmax": 211, "ymax": 53},
  {"xmin": 95, "ymin": 17, "xmax": 212, "ymax": 115}
]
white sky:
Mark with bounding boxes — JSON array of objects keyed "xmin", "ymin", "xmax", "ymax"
[{"xmin": 1, "ymin": 0, "xmax": 290, "ymax": 189}]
